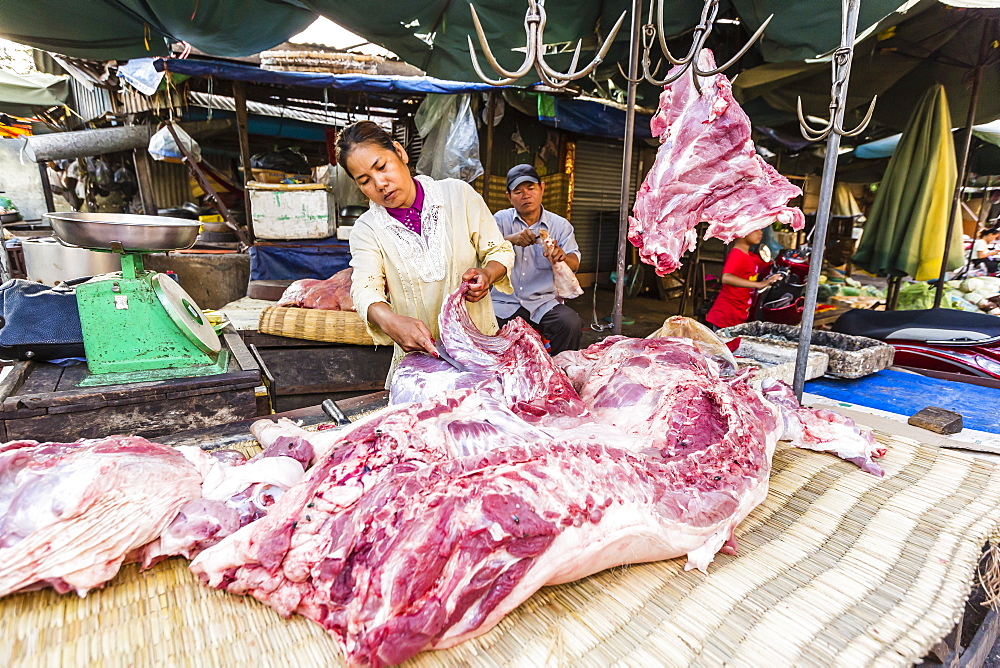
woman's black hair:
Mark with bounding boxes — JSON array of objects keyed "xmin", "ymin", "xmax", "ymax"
[
  {"xmin": 980, "ymin": 226, "xmax": 1000, "ymax": 237},
  {"xmin": 336, "ymin": 121, "xmax": 397, "ymax": 176}
]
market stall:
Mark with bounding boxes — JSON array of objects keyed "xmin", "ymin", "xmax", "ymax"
[{"xmin": 3, "ymin": 1, "xmax": 1000, "ymax": 667}]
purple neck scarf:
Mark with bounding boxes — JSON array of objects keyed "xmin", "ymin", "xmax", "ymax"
[{"xmin": 385, "ymin": 179, "xmax": 424, "ymax": 234}]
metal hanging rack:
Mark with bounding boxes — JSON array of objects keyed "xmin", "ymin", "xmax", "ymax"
[
  {"xmin": 633, "ymin": 0, "xmax": 771, "ymax": 87},
  {"xmin": 791, "ymin": 0, "xmax": 875, "ymax": 401},
  {"xmin": 467, "ymin": 0, "xmax": 770, "ymax": 335},
  {"xmin": 467, "ymin": 0, "xmax": 627, "ymax": 88}
]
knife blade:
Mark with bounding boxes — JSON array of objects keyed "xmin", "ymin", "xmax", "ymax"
[{"xmin": 433, "ymin": 341, "xmax": 466, "ymax": 372}]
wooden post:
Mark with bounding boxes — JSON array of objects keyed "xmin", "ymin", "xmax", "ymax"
[
  {"xmin": 481, "ymin": 91, "xmax": 496, "ymax": 202},
  {"xmin": 132, "ymin": 149, "xmax": 157, "ymax": 215},
  {"xmin": 37, "ymin": 162, "xmax": 56, "ymax": 213},
  {"xmin": 233, "ymin": 81, "xmax": 255, "ymax": 242}
]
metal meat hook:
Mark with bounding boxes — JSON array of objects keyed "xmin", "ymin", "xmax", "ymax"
[
  {"xmin": 796, "ymin": 1, "xmax": 877, "ymax": 142},
  {"xmin": 468, "ymin": 0, "xmax": 627, "ymax": 89},
  {"xmin": 640, "ymin": 0, "xmax": 772, "ymax": 87}
]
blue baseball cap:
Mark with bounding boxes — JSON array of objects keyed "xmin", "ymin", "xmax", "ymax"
[{"xmin": 506, "ymin": 164, "xmax": 541, "ymax": 191}]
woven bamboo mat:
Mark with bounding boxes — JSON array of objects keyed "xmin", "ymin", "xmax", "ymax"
[{"xmin": 3, "ymin": 430, "xmax": 1000, "ymax": 668}]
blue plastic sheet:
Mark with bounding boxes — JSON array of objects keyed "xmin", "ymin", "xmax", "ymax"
[
  {"xmin": 805, "ymin": 368, "xmax": 1000, "ymax": 434},
  {"xmin": 155, "ymin": 58, "xmax": 502, "ymax": 94},
  {"xmin": 540, "ymin": 97, "xmax": 654, "ymax": 140},
  {"xmin": 249, "ymin": 239, "xmax": 352, "ymax": 281}
]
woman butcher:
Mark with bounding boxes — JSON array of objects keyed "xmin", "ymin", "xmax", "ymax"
[{"xmin": 339, "ymin": 121, "xmax": 515, "ymax": 383}]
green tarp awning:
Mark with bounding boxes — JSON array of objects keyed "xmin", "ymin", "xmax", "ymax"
[
  {"xmin": 0, "ymin": 70, "xmax": 69, "ymax": 116},
  {"xmin": 0, "ymin": 0, "xmax": 910, "ymax": 103},
  {"xmin": 733, "ymin": 0, "xmax": 1000, "ymax": 130}
]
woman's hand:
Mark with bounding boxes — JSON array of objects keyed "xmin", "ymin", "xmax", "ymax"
[
  {"xmin": 462, "ymin": 261, "xmax": 508, "ymax": 303},
  {"xmin": 383, "ymin": 314, "xmax": 436, "ymax": 354},
  {"xmin": 367, "ymin": 303, "xmax": 436, "ymax": 355},
  {"xmin": 462, "ymin": 268, "xmax": 492, "ymax": 302}
]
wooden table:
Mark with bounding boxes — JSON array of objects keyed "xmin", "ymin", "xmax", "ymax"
[
  {"xmin": 0, "ymin": 330, "xmax": 261, "ymax": 442},
  {"xmin": 219, "ymin": 297, "xmax": 393, "ymax": 412}
]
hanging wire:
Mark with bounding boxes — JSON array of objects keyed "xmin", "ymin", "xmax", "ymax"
[
  {"xmin": 467, "ymin": 0, "xmax": 627, "ymax": 88},
  {"xmin": 796, "ymin": 1, "xmax": 877, "ymax": 141}
]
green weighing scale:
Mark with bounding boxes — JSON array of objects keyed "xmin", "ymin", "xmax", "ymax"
[{"xmin": 46, "ymin": 212, "xmax": 229, "ymax": 387}]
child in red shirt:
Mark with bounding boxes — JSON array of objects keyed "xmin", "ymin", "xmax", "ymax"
[{"xmin": 705, "ymin": 228, "xmax": 782, "ymax": 330}]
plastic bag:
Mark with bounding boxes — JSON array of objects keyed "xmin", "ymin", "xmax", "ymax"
[
  {"xmin": 148, "ymin": 123, "xmax": 201, "ymax": 163},
  {"xmin": 251, "ymin": 147, "xmax": 310, "ymax": 174},
  {"xmin": 539, "ymin": 230, "xmax": 583, "ymax": 300},
  {"xmin": 414, "ymin": 94, "xmax": 484, "ymax": 182}
]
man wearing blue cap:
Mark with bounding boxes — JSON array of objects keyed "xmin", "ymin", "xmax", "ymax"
[{"xmin": 491, "ymin": 164, "xmax": 583, "ymax": 355}]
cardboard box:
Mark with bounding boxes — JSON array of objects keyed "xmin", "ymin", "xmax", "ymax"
[{"xmin": 248, "ymin": 182, "xmax": 335, "ymax": 240}]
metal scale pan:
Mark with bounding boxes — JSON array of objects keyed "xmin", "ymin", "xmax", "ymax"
[{"xmin": 45, "ymin": 212, "xmax": 200, "ymax": 252}]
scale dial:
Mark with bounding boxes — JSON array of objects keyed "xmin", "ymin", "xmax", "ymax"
[{"xmin": 151, "ymin": 274, "xmax": 222, "ymax": 354}]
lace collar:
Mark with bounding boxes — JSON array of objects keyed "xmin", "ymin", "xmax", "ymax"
[{"xmin": 366, "ymin": 175, "xmax": 447, "ymax": 283}]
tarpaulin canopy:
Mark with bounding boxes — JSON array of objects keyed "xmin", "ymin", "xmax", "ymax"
[
  {"xmin": 0, "ymin": 70, "xmax": 69, "ymax": 117},
  {"xmin": 854, "ymin": 120, "xmax": 1000, "ymax": 159},
  {"xmin": 154, "ymin": 58, "xmax": 501, "ymax": 94},
  {"xmin": 0, "ymin": 1, "xmax": 910, "ymax": 104},
  {"xmin": 542, "ymin": 97, "xmax": 653, "ymax": 141},
  {"xmin": 733, "ymin": 0, "xmax": 1000, "ymax": 131},
  {"xmin": 853, "ymin": 84, "xmax": 963, "ymax": 280},
  {"xmin": 0, "ymin": 0, "xmax": 314, "ymax": 61}
]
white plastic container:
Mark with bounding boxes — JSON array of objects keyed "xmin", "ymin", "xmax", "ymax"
[{"xmin": 248, "ymin": 182, "xmax": 336, "ymax": 240}]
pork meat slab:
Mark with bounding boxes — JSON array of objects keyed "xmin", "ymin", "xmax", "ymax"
[
  {"xmin": 390, "ymin": 283, "xmax": 588, "ymax": 425},
  {"xmin": 192, "ymin": 289, "xmax": 788, "ymax": 666},
  {"xmin": 628, "ymin": 49, "xmax": 804, "ymax": 276},
  {"xmin": 0, "ymin": 436, "xmax": 203, "ymax": 597},
  {"xmin": 277, "ymin": 268, "xmax": 355, "ymax": 311},
  {"xmin": 192, "ymin": 285, "xmax": 887, "ymax": 666}
]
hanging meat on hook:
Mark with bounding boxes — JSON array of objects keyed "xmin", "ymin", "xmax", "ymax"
[{"xmin": 629, "ymin": 49, "xmax": 805, "ymax": 276}]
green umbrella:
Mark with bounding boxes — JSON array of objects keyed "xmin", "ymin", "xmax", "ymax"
[{"xmin": 853, "ymin": 83, "xmax": 962, "ymax": 281}]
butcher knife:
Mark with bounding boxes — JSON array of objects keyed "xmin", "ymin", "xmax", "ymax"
[
  {"xmin": 321, "ymin": 399, "xmax": 352, "ymax": 426},
  {"xmin": 433, "ymin": 341, "xmax": 467, "ymax": 372}
]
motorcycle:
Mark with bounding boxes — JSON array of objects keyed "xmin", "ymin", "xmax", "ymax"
[
  {"xmin": 832, "ymin": 307, "xmax": 1000, "ymax": 379},
  {"xmin": 752, "ymin": 245, "xmax": 812, "ymax": 326}
]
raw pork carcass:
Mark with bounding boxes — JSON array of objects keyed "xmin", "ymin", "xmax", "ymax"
[
  {"xmin": 0, "ymin": 436, "xmax": 203, "ymax": 597},
  {"xmin": 0, "ymin": 433, "xmax": 312, "ymax": 598},
  {"xmin": 193, "ymin": 384, "xmax": 782, "ymax": 667},
  {"xmin": 140, "ymin": 440, "xmax": 311, "ymax": 564},
  {"xmin": 277, "ymin": 267, "xmax": 355, "ymax": 310},
  {"xmin": 390, "ymin": 284, "xmax": 588, "ymax": 425},
  {"xmin": 629, "ymin": 50, "xmax": 805, "ymax": 275},
  {"xmin": 193, "ymin": 285, "xmax": 886, "ymax": 667}
]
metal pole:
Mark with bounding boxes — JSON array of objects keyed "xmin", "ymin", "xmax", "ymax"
[
  {"xmin": 613, "ymin": 0, "xmax": 642, "ymax": 335},
  {"xmin": 132, "ymin": 148, "xmax": 158, "ymax": 215},
  {"xmin": 932, "ymin": 22, "xmax": 991, "ymax": 308},
  {"xmin": 792, "ymin": 0, "xmax": 862, "ymax": 401}
]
